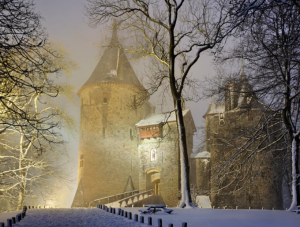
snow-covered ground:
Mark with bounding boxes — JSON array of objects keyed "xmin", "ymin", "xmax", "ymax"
[
  {"xmin": 0, "ymin": 207, "xmax": 299, "ymax": 227},
  {"xmin": 123, "ymin": 207, "xmax": 300, "ymax": 227}
]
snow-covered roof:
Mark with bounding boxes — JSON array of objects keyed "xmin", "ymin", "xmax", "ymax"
[
  {"xmin": 136, "ymin": 109, "xmax": 190, "ymax": 127},
  {"xmin": 78, "ymin": 26, "xmax": 143, "ymax": 94},
  {"xmin": 190, "ymin": 151, "xmax": 211, "ymax": 159}
]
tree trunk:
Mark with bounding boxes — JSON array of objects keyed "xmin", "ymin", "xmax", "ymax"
[
  {"xmin": 175, "ymin": 99, "xmax": 193, "ymax": 208},
  {"xmin": 17, "ymin": 163, "xmax": 26, "ymax": 210},
  {"xmin": 288, "ymin": 136, "xmax": 299, "ymax": 211},
  {"xmin": 295, "ymin": 136, "xmax": 300, "ymax": 207},
  {"xmin": 17, "ymin": 181, "xmax": 26, "ymax": 210},
  {"xmin": 17, "ymin": 138, "xmax": 26, "ymax": 211}
]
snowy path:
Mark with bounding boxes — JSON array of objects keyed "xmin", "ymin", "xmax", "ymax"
[
  {"xmin": 123, "ymin": 207, "xmax": 300, "ymax": 227},
  {"xmin": 7, "ymin": 208, "xmax": 147, "ymax": 227},
  {"xmin": 1, "ymin": 207, "xmax": 299, "ymax": 227}
]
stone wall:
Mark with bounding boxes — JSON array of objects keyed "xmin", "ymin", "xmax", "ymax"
[
  {"xmin": 138, "ymin": 123, "xmax": 180, "ymax": 207},
  {"xmin": 73, "ymin": 83, "xmax": 152, "ymax": 206},
  {"xmin": 206, "ymin": 108, "xmax": 283, "ymax": 209},
  {"xmin": 137, "ymin": 111, "xmax": 195, "ymax": 207}
]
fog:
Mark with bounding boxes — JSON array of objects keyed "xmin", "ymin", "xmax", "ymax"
[{"xmin": 34, "ymin": 0, "xmax": 214, "ymax": 207}]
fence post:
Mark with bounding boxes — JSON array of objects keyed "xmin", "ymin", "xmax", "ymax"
[
  {"xmin": 16, "ymin": 214, "xmax": 21, "ymax": 222},
  {"xmin": 125, "ymin": 211, "xmax": 128, "ymax": 218},
  {"xmin": 0, "ymin": 222, "xmax": 4, "ymax": 227},
  {"xmin": 169, "ymin": 224, "xmax": 174, "ymax": 227},
  {"xmin": 147, "ymin": 216, "xmax": 152, "ymax": 225},
  {"xmin": 118, "ymin": 208, "xmax": 121, "ymax": 215},
  {"xmin": 12, "ymin": 217, "xmax": 16, "ymax": 224},
  {"xmin": 121, "ymin": 210, "xmax": 124, "ymax": 216},
  {"xmin": 23, "ymin": 206, "xmax": 27, "ymax": 212},
  {"xmin": 134, "ymin": 214, "xmax": 138, "ymax": 222},
  {"xmin": 128, "ymin": 212, "xmax": 132, "ymax": 219},
  {"xmin": 158, "ymin": 218, "xmax": 162, "ymax": 227},
  {"xmin": 139, "ymin": 216, "xmax": 144, "ymax": 223},
  {"xmin": 182, "ymin": 222, "xmax": 187, "ymax": 227},
  {"xmin": 22, "ymin": 212, "xmax": 25, "ymax": 218},
  {"xmin": 7, "ymin": 219, "xmax": 12, "ymax": 227}
]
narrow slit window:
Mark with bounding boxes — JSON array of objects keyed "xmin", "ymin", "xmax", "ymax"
[
  {"xmin": 133, "ymin": 95, "xmax": 136, "ymax": 107},
  {"xmin": 103, "ymin": 92, "xmax": 107, "ymax": 104},
  {"xmin": 130, "ymin": 128, "xmax": 133, "ymax": 140}
]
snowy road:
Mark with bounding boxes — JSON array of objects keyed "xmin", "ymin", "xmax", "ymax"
[
  {"xmin": 1, "ymin": 207, "xmax": 300, "ymax": 227},
  {"xmin": 7, "ymin": 208, "xmax": 147, "ymax": 227}
]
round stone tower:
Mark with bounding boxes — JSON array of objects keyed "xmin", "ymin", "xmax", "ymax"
[{"xmin": 72, "ymin": 26, "xmax": 153, "ymax": 207}]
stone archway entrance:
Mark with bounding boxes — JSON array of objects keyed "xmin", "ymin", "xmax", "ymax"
[{"xmin": 146, "ymin": 169, "xmax": 160, "ymax": 195}]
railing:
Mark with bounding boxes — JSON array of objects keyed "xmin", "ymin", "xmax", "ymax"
[
  {"xmin": 106, "ymin": 189, "xmax": 154, "ymax": 208},
  {"xmin": 88, "ymin": 190, "xmax": 139, "ymax": 207}
]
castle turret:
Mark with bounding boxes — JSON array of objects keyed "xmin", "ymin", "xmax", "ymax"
[
  {"xmin": 202, "ymin": 75, "xmax": 283, "ymax": 210},
  {"xmin": 72, "ymin": 26, "xmax": 153, "ymax": 207}
]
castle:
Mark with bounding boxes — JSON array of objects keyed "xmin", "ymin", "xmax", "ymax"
[
  {"xmin": 192, "ymin": 75, "xmax": 284, "ymax": 209},
  {"xmin": 72, "ymin": 27, "xmax": 284, "ymax": 209}
]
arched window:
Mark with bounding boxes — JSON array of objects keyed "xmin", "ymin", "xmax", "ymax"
[{"xmin": 150, "ymin": 149, "xmax": 157, "ymax": 161}]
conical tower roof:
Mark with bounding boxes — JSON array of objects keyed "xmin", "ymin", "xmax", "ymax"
[{"xmin": 79, "ymin": 26, "xmax": 143, "ymax": 93}]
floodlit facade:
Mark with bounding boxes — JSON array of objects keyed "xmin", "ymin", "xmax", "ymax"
[{"xmin": 72, "ymin": 27, "xmax": 195, "ymax": 207}]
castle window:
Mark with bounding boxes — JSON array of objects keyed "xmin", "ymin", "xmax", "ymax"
[
  {"xmin": 80, "ymin": 154, "xmax": 84, "ymax": 168},
  {"xmin": 150, "ymin": 149, "xmax": 157, "ymax": 161},
  {"xmin": 103, "ymin": 127, "xmax": 106, "ymax": 139},
  {"xmin": 130, "ymin": 128, "xmax": 133, "ymax": 140},
  {"xmin": 219, "ymin": 113, "xmax": 225, "ymax": 125},
  {"xmin": 133, "ymin": 95, "xmax": 136, "ymax": 107},
  {"xmin": 103, "ymin": 92, "xmax": 107, "ymax": 104}
]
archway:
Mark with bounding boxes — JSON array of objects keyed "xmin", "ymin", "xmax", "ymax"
[{"xmin": 146, "ymin": 169, "xmax": 160, "ymax": 195}]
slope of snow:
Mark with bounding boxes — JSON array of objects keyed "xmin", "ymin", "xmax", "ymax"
[
  {"xmin": 196, "ymin": 196, "xmax": 212, "ymax": 208},
  {"xmin": 1, "ymin": 207, "xmax": 299, "ymax": 227}
]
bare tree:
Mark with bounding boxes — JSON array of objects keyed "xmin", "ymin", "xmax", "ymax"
[
  {"xmin": 209, "ymin": 3, "xmax": 300, "ymax": 210},
  {"xmin": 0, "ymin": 0, "xmax": 76, "ymax": 211},
  {"xmin": 0, "ymin": 0, "xmax": 67, "ymax": 133},
  {"xmin": 85, "ymin": 0, "xmax": 242, "ymax": 208}
]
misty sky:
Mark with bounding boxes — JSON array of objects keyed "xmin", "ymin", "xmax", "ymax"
[{"xmin": 34, "ymin": 0, "xmax": 214, "ymax": 207}]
